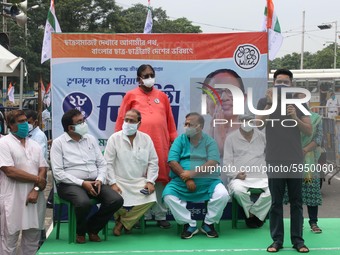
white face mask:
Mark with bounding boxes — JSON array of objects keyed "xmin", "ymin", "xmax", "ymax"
[
  {"xmin": 74, "ymin": 122, "xmax": 88, "ymax": 136},
  {"xmin": 240, "ymin": 123, "xmax": 253, "ymax": 133},
  {"xmin": 142, "ymin": 78, "xmax": 155, "ymax": 88},
  {"xmin": 184, "ymin": 125, "xmax": 200, "ymax": 137},
  {"xmin": 122, "ymin": 121, "xmax": 139, "ymax": 136},
  {"xmin": 28, "ymin": 123, "xmax": 34, "ymax": 132}
]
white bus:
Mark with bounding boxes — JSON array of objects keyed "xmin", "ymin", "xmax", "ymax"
[{"xmin": 269, "ymin": 69, "xmax": 340, "ymax": 107}]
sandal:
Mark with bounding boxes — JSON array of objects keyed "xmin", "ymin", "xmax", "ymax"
[
  {"xmin": 310, "ymin": 223, "xmax": 322, "ymax": 234},
  {"xmin": 293, "ymin": 244, "xmax": 309, "ymax": 253},
  {"xmin": 267, "ymin": 242, "xmax": 283, "ymax": 253}
]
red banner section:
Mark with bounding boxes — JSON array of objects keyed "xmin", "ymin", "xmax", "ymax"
[{"xmin": 52, "ymin": 33, "xmax": 267, "ymax": 60}]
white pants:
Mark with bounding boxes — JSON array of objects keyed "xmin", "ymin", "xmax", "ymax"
[
  {"xmin": 164, "ymin": 183, "xmax": 229, "ymax": 227},
  {"xmin": 327, "ymin": 111, "xmax": 338, "ymax": 118},
  {"xmin": 144, "ymin": 182, "xmax": 168, "ymax": 220},
  {"xmin": 1, "ymin": 228, "xmax": 40, "ymax": 255},
  {"xmin": 229, "ymin": 179, "xmax": 271, "ymax": 221}
]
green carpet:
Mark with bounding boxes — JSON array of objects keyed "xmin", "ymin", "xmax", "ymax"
[{"xmin": 37, "ymin": 219, "xmax": 340, "ymax": 255}]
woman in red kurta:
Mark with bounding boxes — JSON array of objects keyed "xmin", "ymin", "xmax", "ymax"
[{"xmin": 115, "ymin": 64, "xmax": 177, "ymax": 228}]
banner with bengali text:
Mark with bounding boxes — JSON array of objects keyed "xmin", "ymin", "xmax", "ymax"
[{"xmin": 51, "ymin": 33, "xmax": 268, "ymax": 152}]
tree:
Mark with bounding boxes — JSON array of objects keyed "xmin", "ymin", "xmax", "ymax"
[
  {"xmin": 4, "ymin": 0, "xmax": 338, "ymax": 89},
  {"xmin": 0, "ymin": 0, "xmax": 201, "ymax": 88},
  {"xmin": 269, "ymin": 44, "xmax": 338, "ymax": 70}
]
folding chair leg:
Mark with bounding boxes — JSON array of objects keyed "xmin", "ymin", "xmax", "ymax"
[
  {"xmin": 56, "ymin": 204, "xmax": 62, "ymax": 239},
  {"xmin": 177, "ymin": 224, "xmax": 183, "ymax": 235},
  {"xmin": 102, "ymin": 223, "xmax": 108, "ymax": 241},
  {"xmin": 68, "ymin": 204, "xmax": 76, "ymax": 243},
  {"xmin": 140, "ymin": 215, "xmax": 145, "ymax": 234},
  {"xmin": 232, "ymin": 197, "xmax": 238, "ymax": 229},
  {"xmin": 215, "ymin": 222, "xmax": 220, "ymax": 232}
]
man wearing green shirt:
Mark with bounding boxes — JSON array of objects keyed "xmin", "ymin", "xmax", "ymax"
[{"xmin": 163, "ymin": 112, "xmax": 229, "ymax": 239}]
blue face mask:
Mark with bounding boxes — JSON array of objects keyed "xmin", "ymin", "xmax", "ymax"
[{"xmin": 13, "ymin": 122, "xmax": 29, "ymax": 138}]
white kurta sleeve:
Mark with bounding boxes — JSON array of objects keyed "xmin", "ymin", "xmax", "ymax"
[
  {"xmin": 223, "ymin": 135, "xmax": 238, "ymax": 179},
  {"xmin": 104, "ymin": 135, "xmax": 117, "ymax": 185},
  {"xmin": 146, "ymin": 137, "xmax": 159, "ymax": 184}
]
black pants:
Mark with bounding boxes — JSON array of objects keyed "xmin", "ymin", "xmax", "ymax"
[
  {"xmin": 57, "ymin": 183, "xmax": 123, "ymax": 235},
  {"xmin": 267, "ymin": 163, "xmax": 304, "ymax": 247},
  {"xmin": 307, "ymin": 206, "xmax": 318, "ymax": 225}
]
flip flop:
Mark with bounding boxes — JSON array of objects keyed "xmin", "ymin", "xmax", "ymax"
[
  {"xmin": 267, "ymin": 242, "xmax": 283, "ymax": 253},
  {"xmin": 293, "ymin": 244, "xmax": 310, "ymax": 253}
]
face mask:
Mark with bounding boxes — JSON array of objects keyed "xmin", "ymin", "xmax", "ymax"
[
  {"xmin": 73, "ymin": 122, "xmax": 88, "ymax": 136},
  {"xmin": 122, "ymin": 121, "xmax": 139, "ymax": 136},
  {"xmin": 240, "ymin": 123, "xmax": 253, "ymax": 133},
  {"xmin": 142, "ymin": 78, "xmax": 155, "ymax": 88},
  {"xmin": 274, "ymin": 84, "xmax": 292, "ymax": 99},
  {"xmin": 28, "ymin": 123, "xmax": 34, "ymax": 132},
  {"xmin": 332, "ymin": 95, "xmax": 336, "ymax": 100},
  {"xmin": 13, "ymin": 122, "xmax": 29, "ymax": 138},
  {"xmin": 184, "ymin": 125, "xmax": 199, "ymax": 137}
]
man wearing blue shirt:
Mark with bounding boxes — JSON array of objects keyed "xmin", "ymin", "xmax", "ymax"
[{"xmin": 163, "ymin": 112, "xmax": 229, "ymax": 239}]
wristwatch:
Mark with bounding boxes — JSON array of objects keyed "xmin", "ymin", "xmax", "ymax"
[{"xmin": 34, "ymin": 186, "xmax": 40, "ymax": 191}]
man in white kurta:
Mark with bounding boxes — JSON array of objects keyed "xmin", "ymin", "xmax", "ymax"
[
  {"xmin": 0, "ymin": 110, "xmax": 48, "ymax": 255},
  {"xmin": 223, "ymin": 116, "xmax": 271, "ymax": 228},
  {"xmin": 25, "ymin": 109, "xmax": 49, "ymax": 246},
  {"xmin": 104, "ymin": 109, "xmax": 158, "ymax": 235},
  {"xmin": 326, "ymin": 92, "xmax": 339, "ymax": 118}
]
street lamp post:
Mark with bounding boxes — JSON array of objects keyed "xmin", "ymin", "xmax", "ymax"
[
  {"xmin": 25, "ymin": 4, "xmax": 39, "ymax": 86},
  {"xmin": 318, "ymin": 21, "xmax": 338, "ymax": 69},
  {"xmin": 2, "ymin": 0, "xmax": 8, "ymax": 106}
]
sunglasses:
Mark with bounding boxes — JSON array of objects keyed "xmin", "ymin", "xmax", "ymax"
[{"xmin": 141, "ymin": 73, "xmax": 155, "ymax": 79}]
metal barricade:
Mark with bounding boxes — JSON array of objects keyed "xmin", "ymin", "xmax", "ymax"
[{"xmin": 311, "ymin": 106, "xmax": 340, "ymax": 184}]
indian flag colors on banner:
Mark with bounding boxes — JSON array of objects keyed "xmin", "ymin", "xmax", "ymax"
[
  {"xmin": 41, "ymin": 0, "xmax": 61, "ymax": 64},
  {"xmin": 262, "ymin": 0, "xmax": 283, "ymax": 60},
  {"xmin": 43, "ymin": 83, "xmax": 51, "ymax": 107},
  {"xmin": 8, "ymin": 82, "xmax": 15, "ymax": 103},
  {"xmin": 143, "ymin": 0, "xmax": 153, "ymax": 33},
  {"xmin": 41, "ymin": 78, "xmax": 46, "ymax": 100}
]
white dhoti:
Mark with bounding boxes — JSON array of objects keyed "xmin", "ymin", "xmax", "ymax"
[
  {"xmin": 229, "ymin": 178, "xmax": 271, "ymax": 221},
  {"xmin": 164, "ymin": 183, "xmax": 229, "ymax": 227}
]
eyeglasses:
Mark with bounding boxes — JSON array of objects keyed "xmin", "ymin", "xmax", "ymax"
[
  {"xmin": 73, "ymin": 119, "xmax": 86, "ymax": 125},
  {"xmin": 141, "ymin": 73, "xmax": 155, "ymax": 79}
]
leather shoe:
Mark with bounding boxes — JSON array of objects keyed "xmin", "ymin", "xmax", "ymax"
[
  {"xmin": 88, "ymin": 233, "xmax": 101, "ymax": 242},
  {"xmin": 76, "ymin": 235, "xmax": 86, "ymax": 244},
  {"xmin": 157, "ymin": 220, "xmax": 171, "ymax": 229},
  {"xmin": 245, "ymin": 217, "xmax": 258, "ymax": 228},
  {"xmin": 113, "ymin": 221, "xmax": 123, "ymax": 236}
]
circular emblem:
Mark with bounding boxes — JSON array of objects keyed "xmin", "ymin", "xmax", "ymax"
[
  {"xmin": 62, "ymin": 92, "xmax": 93, "ymax": 118},
  {"xmin": 154, "ymin": 98, "xmax": 160, "ymax": 104},
  {"xmin": 234, "ymin": 44, "xmax": 260, "ymax": 70}
]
